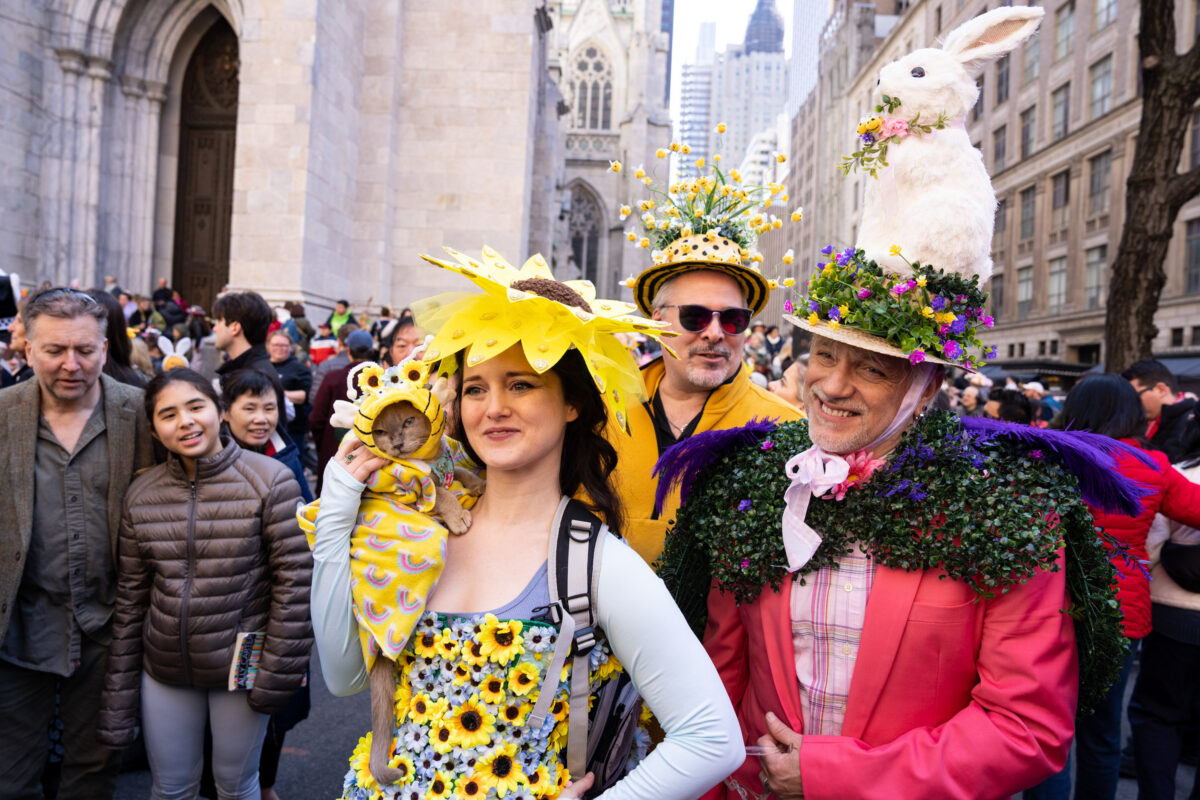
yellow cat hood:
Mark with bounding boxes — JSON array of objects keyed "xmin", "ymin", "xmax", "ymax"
[{"xmin": 347, "ymin": 361, "xmax": 445, "ymax": 462}]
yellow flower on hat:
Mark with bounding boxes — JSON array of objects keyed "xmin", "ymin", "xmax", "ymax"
[
  {"xmin": 791, "ymin": 208, "xmax": 803, "ymax": 222},
  {"xmin": 681, "ymin": 143, "xmax": 692, "ymax": 154},
  {"xmin": 829, "ymin": 320, "xmax": 841, "ymax": 330},
  {"xmin": 656, "ymin": 148, "xmax": 668, "ymax": 158},
  {"xmin": 768, "ymin": 279, "xmax": 779, "ymax": 289},
  {"xmin": 783, "ymin": 249, "xmax": 795, "ymax": 265},
  {"xmin": 639, "ymin": 237, "xmax": 651, "ymax": 248},
  {"xmin": 889, "ymin": 244, "xmax": 903, "ymax": 256},
  {"xmin": 626, "ymin": 231, "xmax": 636, "ymax": 242},
  {"xmin": 669, "ymin": 142, "xmax": 681, "ymax": 152},
  {"xmin": 619, "ymin": 205, "xmax": 631, "ymax": 219},
  {"xmin": 730, "ymin": 169, "xmax": 743, "ymax": 183},
  {"xmin": 917, "ymin": 276, "xmax": 928, "ymax": 288},
  {"xmin": 716, "ymin": 122, "xmax": 727, "ymax": 133},
  {"xmin": 783, "ymin": 277, "xmax": 795, "ymax": 287},
  {"xmin": 775, "ymin": 152, "xmax": 787, "ymax": 163},
  {"xmin": 414, "ymin": 247, "xmax": 675, "ymax": 434},
  {"xmin": 808, "ymin": 312, "xmax": 820, "ymax": 325},
  {"xmin": 634, "ymin": 166, "xmax": 646, "ymax": 179},
  {"xmin": 609, "ymin": 160, "xmax": 621, "ymax": 172},
  {"xmin": 695, "ymin": 157, "xmax": 705, "ymax": 168}
]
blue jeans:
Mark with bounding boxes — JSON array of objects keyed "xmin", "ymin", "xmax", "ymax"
[{"xmin": 1023, "ymin": 640, "xmax": 1138, "ymax": 800}]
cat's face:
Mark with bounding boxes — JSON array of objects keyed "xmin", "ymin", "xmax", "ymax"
[{"xmin": 371, "ymin": 401, "xmax": 434, "ymax": 459}]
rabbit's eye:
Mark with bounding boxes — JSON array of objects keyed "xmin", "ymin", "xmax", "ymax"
[{"xmin": 910, "ymin": 66, "xmax": 926, "ymax": 78}]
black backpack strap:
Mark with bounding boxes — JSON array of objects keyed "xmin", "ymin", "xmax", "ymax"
[{"xmin": 526, "ymin": 497, "xmax": 606, "ymax": 778}]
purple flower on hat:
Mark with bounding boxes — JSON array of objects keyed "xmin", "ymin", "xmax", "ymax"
[
  {"xmin": 1030, "ymin": 450, "xmax": 1044, "ymax": 460},
  {"xmin": 942, "ymin": 340, "xmax": 961, "ymax": 359},
  {"xmin": 861, "ymin": 133, "xmax": 876, "ymax": 145},
  {"xmin": 837, "ymin": 247, "xmax": 856, "ymax": 266},
  {"xmin": 983, "ymin": 315, "xmax": 995, "ymax": 328},
  {"xmin": 761, "ymin": 440, "xmax": 775, "ymax": 451},
  {"xmin": 892, "ymin": 283, "xmax": 910, "ymax": 295},
  {"xmin": 930, "ymin": 296, "xmax": 947, "ymax": 311},
  {"xmin": 828, "ymin": 305, "xmax": 841, "ymax": 321},
  {"xmin": 740, "ymin": 558, "xmax": 750, "ymax": 568},
  {"xmin": 956, "ymin": 294, "xmax": 968, "ymax": 304},
  {"xmin": 985, "ymin": 346, "xmax": 998, "ymax": 360},
  {"xmin": 738, "ymin": 499, "xmax": 752, "ymax": 512},
  {"xmin": 908, "ymin": 350, "xmax": 926, "ymax": 365},
  {"xmin": 809, "ymin": 299, "xmax": 820, "ymax": 313},
  {"xmin": 783, "ymin": 300, "xmax": 794, "ymax": 314},
  {"xmin": 821, "ymin": 245, "xmax": 834, "ymax": 255},
  {"xmin": 857, "ymin": 288, "xmax": 872, "ymax": 299},
  {"xmin": 950, "ymin": 317, "xmax": 967, "ymax": 334}
]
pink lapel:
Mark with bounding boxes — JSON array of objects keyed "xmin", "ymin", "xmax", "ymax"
[
  {"xmin": 840, "ymin": 566, "xmax": 923, "ymax": 739},
  {"xmin": 758, "ymin": 579, "xmax": 805, "ymax": 732}
]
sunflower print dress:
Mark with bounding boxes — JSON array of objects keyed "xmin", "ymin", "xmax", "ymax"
[
  {"xmin": 339, "ymin": 610, "xmax": 648, "ymax": 800},
  {"xmin": 298, "ymin": 442, "xmax": 479, "ymax": 668}
]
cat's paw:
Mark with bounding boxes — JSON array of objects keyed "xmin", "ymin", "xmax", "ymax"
[{"xmin": 446, "ymin": 507, "xmax": 472, "ymax": 536}]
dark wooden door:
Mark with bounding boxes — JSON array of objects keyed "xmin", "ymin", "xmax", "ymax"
[{"xmin": 172, "ymin": 19, "xmax": 238, "ymax": 313}]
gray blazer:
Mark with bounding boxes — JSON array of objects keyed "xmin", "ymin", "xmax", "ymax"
[{"xmin": 0, "ymin": 373, "xmax": 155, "ymax": 637}]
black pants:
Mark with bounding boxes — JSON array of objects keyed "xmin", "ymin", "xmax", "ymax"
[
  {"xmin": 1129, "ymin": 629, "xmax": 1200, "ymax": 800},
  {"xmin": 0, "ymin": 638, "xmax": 117, "ymax": 800}
]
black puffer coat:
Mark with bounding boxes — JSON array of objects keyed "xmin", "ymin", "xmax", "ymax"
[{"xmin": 98, "ymin": 439, "xmax": 312, "ymax": 747}]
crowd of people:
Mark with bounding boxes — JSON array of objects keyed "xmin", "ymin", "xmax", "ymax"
[{"xmin": 4, "ymin": 10, "xmax": 1200, "ymax": 799}]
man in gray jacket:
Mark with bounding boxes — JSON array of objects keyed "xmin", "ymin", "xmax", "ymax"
[{"xmin": 0, "ymin": 288, "xmax": 154, "ymax": 799}]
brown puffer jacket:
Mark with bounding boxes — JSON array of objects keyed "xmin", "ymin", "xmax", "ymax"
[{"xmin": 98, "ymin": 438, "xmax": 313, "ymax": 748}]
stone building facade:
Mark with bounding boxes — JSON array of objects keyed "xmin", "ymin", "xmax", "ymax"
[
  {"xmin": 0, "ymin": 0, "xmax": 666, "ymax": 315},
  {"xmin": 546, "ymin": 0, "xmax": 671, "ymax": 298},
  {"xmin": 774, "ymin": 0, "xmax": 1200, "ymax": 380}
]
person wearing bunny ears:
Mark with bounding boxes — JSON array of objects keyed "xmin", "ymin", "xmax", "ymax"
[{"xmin": 652, "ymin": 7, "xmax": 1151, "ymax": 799}]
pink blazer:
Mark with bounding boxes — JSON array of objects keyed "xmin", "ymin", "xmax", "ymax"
[{"xmin": 701, "ymin": 553, "xmax": 1078, "ymax": 800}]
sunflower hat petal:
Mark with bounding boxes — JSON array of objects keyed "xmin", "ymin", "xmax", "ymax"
[{"xmin": 414, "ymin": 247, "xmax": 676, "ymax": 433}]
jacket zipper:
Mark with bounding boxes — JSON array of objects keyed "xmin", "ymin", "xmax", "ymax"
[{"xmin": 181, "ymin": 478, "xmax": 197, "ymax": 685}]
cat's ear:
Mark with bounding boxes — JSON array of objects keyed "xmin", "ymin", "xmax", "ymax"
[{"xmin": 347, "ymin": 362, "xmax": 384, "ymax": 400}]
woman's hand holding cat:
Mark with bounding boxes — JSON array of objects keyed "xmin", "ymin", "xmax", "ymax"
[{"xmin": 334, "ymin": 436, "xmax": 388, "ymax": 484}]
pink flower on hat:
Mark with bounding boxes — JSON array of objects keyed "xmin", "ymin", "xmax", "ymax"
[{"xmin": 878, "ymin": 117, "xmax": 910, "ymax": 140}]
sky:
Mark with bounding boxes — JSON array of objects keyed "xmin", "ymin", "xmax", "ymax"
[{"xmin": 669, "ymin": 0, "xmax": 794, "ymax": 125}]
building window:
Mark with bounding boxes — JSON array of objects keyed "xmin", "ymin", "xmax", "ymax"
[
  {"xmin": 1055, "ymin": 1, "xmax": 1076, "ymax": 61},
  {"xmin": 1038, "ymin": 340, "xmax": 1047, "ymax": 356},
  {"xmin": 1048, "ymin": 256, "xmax": 1067, "ymax": 312},
  {"xmin": 1017, "ymin": 265, "xmax": 1033, "ymax": 319},
  {"xmin": 1095, "ymin": 0, "xmax": 1117, "ymax": 30},
  {"xmin": 1089, "ymin": 150, "xmax": 1112, "ymax": 215},
  {"xmin": 974, "ymin": 76, "xmax": 985, "ymax": 121},
  {"xmin": 1019, "ymin": 342, "xmax": 1027, "ymax": 357},
  {"xmin": 1188, "ymin": 219, "xmax": 1200, "ymax": 294},
  {"xmin": 992, "ymin": 273, "xmax": 1005, "ymax": 318},
  {"xmin": 996, "ymin": 55, "xmax": 1010, "ymax": 106},
  {"xmin": 1051, "ymin": 339, "xmax": 1059, "ymax": 355},
  {"xmin": 571, "ymin": 47, "xmax": 613, "ymax": 130},
  {"xmin": 1171, "ymin": 327, "xmax": 1185, "ymax": 347},
  {"xmin": 1192, "ymin": 325, "xmax": 1200, "ymax": 346},
  {"xmin": 1020, "ymin": 106, "xmax": 1037, "ymax": 159},
  {"xmin": 1008, "ymin": 343, "xmax": 1016, "ymax": 358},
  {"xmin": 995, "ymin": 197, "xmax": 1008, "ymax": 245},
  {"xmin": 1024, "ymin": 36, "xmax": 1040, "ymax": 85},
  {"xmin": 568, "ymin": 186, "xmax": 602, "ymax": 283},
  {"xmin": 935, "ymin": 4, "xmax": 943, "ymax": 32},
  {"xmin": 1086, "ymin": 245, "xmax": 1107, "ymax": 309},
  {"xmin": 1051, "ymin": 170, "xmax": 1070, "ymax": 229},
  {"xmin": 1052, "ymin": 83, "xmax": 1070, "ymax": 141},
  {"xmin": 993, "ymin": 126, "xmax": 1007, "ymax": 171},
  {"xmin": 1020, "ymin": 186, "xmax": 1037, "ymax": 240},
  {"xmin": 1090, "ymin": 55, "xmax": 1113, "ymax": 119}
]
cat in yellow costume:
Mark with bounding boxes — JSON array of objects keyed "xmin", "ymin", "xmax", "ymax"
[{"xmin": 298, "ymin": 359, "xmax": 483, "ymax": 785}]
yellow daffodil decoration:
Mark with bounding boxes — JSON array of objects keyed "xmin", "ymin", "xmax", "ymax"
[
  {"xmin": 617, "ymin": 124, "xmax": 804, "ymax": 315},
  {"xmin": 414, "ymin": 246, "xmax": 677, "ymax": 433}
]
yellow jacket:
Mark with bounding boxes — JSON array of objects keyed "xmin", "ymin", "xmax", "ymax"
[{"xmin": 611, "ymin": 359, "xmax": 802, "ymax": 565}]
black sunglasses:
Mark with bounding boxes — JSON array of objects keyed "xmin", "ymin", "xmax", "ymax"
[{"xmin": 661, "ymin": 304, "xmax": 752, "ymax": 335}]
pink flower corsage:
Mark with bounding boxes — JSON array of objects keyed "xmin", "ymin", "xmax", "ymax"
[
  {"xmin": 878, "ymin": 117, "xmax": 910, "ymax": 140},
  {"xmin": 824, "ymin": 449, "xmax": 887, "ymax": 501}
]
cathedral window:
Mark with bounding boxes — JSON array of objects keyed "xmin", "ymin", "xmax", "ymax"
[
  {"xmin": 572, "ymin": 47, "xmax": 614, "ymax": 130},
  {"xmin": 569, "ymin": 187, "xmax": 602, "ymax": 284}
]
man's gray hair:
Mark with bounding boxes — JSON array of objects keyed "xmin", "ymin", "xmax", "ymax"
[{"xmin": 22, "ymin": 288, "xmax": 108, "ymax": 337}]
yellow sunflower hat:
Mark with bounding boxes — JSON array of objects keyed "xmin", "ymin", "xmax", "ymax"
[
  {"xmin": 414, "ymin": 246, "xmax": 676, "ymax": 433},
  {"xmin": 346, "ymin": 360, "xmax": 445, "ymax": 462}
]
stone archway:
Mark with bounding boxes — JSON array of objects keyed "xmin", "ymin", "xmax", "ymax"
[
  {"xmin": 170, "ymin": 18, "xmax": 238, "ymax": 312},
  {"xmin": 568, "ymin": 183, "xmax": 605, "ymax": 286}
]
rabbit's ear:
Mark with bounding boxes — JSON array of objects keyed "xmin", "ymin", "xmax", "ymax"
[
  {"xmin": 176, "ymin": 338, "xmax": 192, "ymax": 357},
  {"xmin": 157, "ymin": 335, "xmax": 174, "ymax": 356},
  {"xmin": 941, "ymin": 6, "xmax": 1044, "ymax": 75}
]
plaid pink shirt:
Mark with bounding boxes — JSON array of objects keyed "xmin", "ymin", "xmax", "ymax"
[{"xmin": 789, "ymin": 543, "xmax": 877, "ymax": 735}]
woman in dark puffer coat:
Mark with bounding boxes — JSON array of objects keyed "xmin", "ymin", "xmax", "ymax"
[{"xmin": 97, "ymin": 368, "xmax": 312, "ymax": 800}]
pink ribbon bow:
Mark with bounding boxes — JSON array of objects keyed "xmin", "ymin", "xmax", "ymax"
[{"xmin": 781, "ymin": 446, "xmax": 850, "ymax": 572}]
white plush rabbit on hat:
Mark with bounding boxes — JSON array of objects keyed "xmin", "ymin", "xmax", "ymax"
[{"xmin": 856, "ymin": 6, "xmax": 1043, "ymax": 281}]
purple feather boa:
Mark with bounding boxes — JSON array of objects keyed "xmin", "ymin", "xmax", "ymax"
[
  {"xmin": 960, "ymin": 416, "xmax": 1158, "ymax": 516},
  {"xmin": 652, "ymin": 417, "xmax": 779, "ymax": 514}
]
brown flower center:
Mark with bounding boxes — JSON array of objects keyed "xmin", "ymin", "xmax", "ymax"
[
  {"xmin": 505, "ymin": 706, "xmax": 519, "ymax": 721},
  {"xmin": 436, "ymin": 727, "xmax": 450, "ymax": 742},
  {"xmin": 509, "ymin": 277, "xmax": 593, "ymax": 313},
  {"xmin": 493, "ymin": 755, "xmax": 513, "ymax": 778},
  {"xmin": 462, "ymin": 710, "xmax": 481, "ymax": 731}
]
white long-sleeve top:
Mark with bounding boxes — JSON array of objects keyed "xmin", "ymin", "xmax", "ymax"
[{"xmin": 310, "ymin": 463, "xmax": 744, "ymax": 800}]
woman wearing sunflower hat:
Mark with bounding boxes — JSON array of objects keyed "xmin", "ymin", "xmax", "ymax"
[
  {"xmin": 309, "ymin": 246, "xmax": 743, "ymax": 799},
  {"xmin": 607, "ymin": 142, "xmax": 804, "ymax": 566}
]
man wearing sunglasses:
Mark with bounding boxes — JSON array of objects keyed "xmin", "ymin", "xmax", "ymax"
[{"xmin": 609, "ymin": 232, "xmax": 801, "ymax": 566}]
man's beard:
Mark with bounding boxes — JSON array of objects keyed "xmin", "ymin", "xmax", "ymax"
[{"xmin": 684, "ymin": 344, "xmax": 734, "ymax": 390}]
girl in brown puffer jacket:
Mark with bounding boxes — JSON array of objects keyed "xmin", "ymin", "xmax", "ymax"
[{"xmin": 97, "ymin": 368, "xmax": 313, "ymax": 800}]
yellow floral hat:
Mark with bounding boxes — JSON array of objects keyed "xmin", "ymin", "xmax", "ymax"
[
  {"xmin": 611, "ymin": 133, "xmax": 802, "ymax": 316},
  {"xmin": 414, "ymin": 246, "xmax": 676, "ymax": 433},
  {"xmin": 346, "ymin": 360, "xmax": 445, "ymax": 462}
]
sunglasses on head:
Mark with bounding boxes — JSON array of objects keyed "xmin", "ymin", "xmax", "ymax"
[{"xmin": 661, "ymin": 304, "xmax": 752, "ymax": 335}]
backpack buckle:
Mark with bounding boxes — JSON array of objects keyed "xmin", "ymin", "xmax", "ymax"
[{"xmin": 573, "ymin": 625, "xmax": 596, "ymax": 656}]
